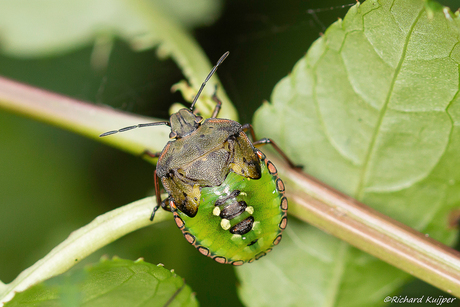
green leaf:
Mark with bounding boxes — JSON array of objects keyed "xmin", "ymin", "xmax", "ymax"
[
  {"xmin": 237, "ymin": 218, "xmax": 408, "ymax": 307},
  {"xmin": 0, "ymin": 197, "xmax": 172, "ymax": 306},
  {"xmin": 238, "ymin": 0, "xmax": 460, "ymax": 306},
  {"xmin": 4, "ymin": 258, "xmax": 198, "ymax": 307}
]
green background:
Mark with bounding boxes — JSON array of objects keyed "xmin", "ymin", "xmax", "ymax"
[{"xmin": 0, "ymin": 0, "xmax": 459, "ymax": 306}]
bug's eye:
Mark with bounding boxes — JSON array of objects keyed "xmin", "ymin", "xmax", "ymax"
[
  {"xmin": 195, "ymin": 116, "xmax": 203, "ymax": 123},
  {"xmin": 169, "ymin": 131, "xmax": 177, "ymax": 139}
]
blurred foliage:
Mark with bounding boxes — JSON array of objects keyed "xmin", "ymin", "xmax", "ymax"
[{"xmin": 1, "ymin": 0, "xmax": 460, "ymax": 306}]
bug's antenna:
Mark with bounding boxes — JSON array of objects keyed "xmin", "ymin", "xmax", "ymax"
[
  {"xmin": 99, "ymin": 121, "xmax": 170, "ymax": 137},
  {"xmin": 100, "ymin": 52, "xmax": 229, "ymax": 138},
  {"xmin": 190, "ymin": 51, "xmax": 229, "ymax": 111}
]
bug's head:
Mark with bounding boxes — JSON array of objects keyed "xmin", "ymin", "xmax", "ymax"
[
  {"xmin": 168, "ymin": 52, "xmax": 229, "ymax": 139},
  {"xmin": 169, "ymin": 108, "xmax": 203, "ymax": 139}
]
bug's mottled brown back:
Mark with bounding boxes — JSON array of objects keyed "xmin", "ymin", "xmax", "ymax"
[{"xmin": 158, "ymin": 119, "xmax": 261, "ymax": 217}]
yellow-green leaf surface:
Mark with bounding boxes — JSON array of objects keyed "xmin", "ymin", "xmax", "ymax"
[
  {"xmin": 238, "ymin": 0, "xmax": 460, "ymax": 306},
  {"xmin": 0, "ymin": 0, "xmax": 220, "ymax": 57},
  {"xmin": 4, "ymin": 258, "xmax": 197, "ymax": 307}
]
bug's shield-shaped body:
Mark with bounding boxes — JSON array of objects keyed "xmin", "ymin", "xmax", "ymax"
[
  {"xmin": 156, "ymin": 117, "xmax": 261, "ymax": 217},
  {"xmin": 100, "ymin": 53, "xmax": 291, "ymax": 265},
  {"xmin": 173, "ymin": 150, "xmax": 287, "ymax": 265}
]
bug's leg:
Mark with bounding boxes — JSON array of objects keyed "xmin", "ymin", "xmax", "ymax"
[
  {"xmin": 242, "ymin": 123, "xmax": 257, "ymax": 142},
  {"xmin": 252, "ymin": 138, "xmax": 302, "ymax": 170},
  {"xmin": 150, "ymin": 198, "xmax": 173, "ymax": 221},
  {"xmin": 150, "ymin": 205, "xmax": 160, "ymax": 221},
  {"xmin": 210, "ymin": 85, "xmax": 222, "ymax": 118},
  {"xmin": 151, "ymin": 170, "xmax": 164, "ymax": 221},
  {"xmin": 243, "ymin": 123, "xmax": 302, "ymax": 169},
  {"xmin": 160, "ymin": 197, "xmax": 172, "ymax": 212},
  {"xmin": 169, "ymin": 199, "xmax": 178, "ymax": 212},
  {"xmin": 142, "ymin": 150, "xmax": 161, "ymax": 159}
]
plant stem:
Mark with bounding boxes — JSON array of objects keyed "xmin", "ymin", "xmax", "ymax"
[
  {"xmin": 0, "ymin": 197, "xmax": 171, "ymax": 306},
  {"xmin": 0, "ymin": 76, "xmax": 170, "ymax": 156},
  {"xmin": 126, "ymin": 0, "xmax": 238, "ymax": 120},
  {"xmin": 276, "ymin": 158, "xmax": 460, "ymax": 297},
  {"xmin": 2, "ymin": 78, "xmax": 460, "ymax": 297}
]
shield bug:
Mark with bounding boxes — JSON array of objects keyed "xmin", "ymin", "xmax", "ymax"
[{"xmin": 100, "ymin": 52, "xmax": 299, "ymax": 265}]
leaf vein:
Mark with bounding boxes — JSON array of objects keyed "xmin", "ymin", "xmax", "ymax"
[
  {"xmin": 323, "ymin": 242, "xmax": 349, "ymax": 307},
  {"xmin": 355, "ymin": 6, "xmax": 425, "ymax": 200},
  {"xmin": 311, "ymin": 33, "xmax": 360, "ymax": 165}
]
